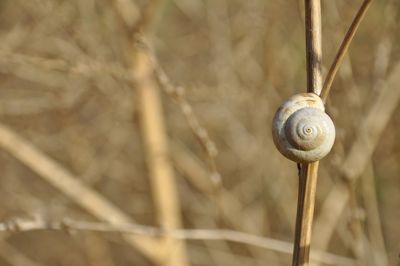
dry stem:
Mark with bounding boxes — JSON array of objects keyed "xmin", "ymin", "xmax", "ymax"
[
  {"xmin": 133, "ymin": 44, "xmax": 188, "ymax": 266},
  {"xmin": 304, "ymin": 0, "xmax": 322, "ymax": 95},
  {"xmin": 126, "ymin": 2, "xmax": 189, "ymax": 265},
  {"xmin": 320, "ymin": 0, "xmax": 373, "ymax": 102},
  {"xmin": 150, "ymin": 52, "xmax": 220, "ymax": 185},
  {"xmin": 292, "ymin": 1, "xmax": 322, "ymax": 266}
]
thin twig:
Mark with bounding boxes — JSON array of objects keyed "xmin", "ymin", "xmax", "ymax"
[
  {"xmin": 0, "ymin": 216, "xmax": 355, "ymax": 266},
  {"xmin": 148, "ymin": 48, "xmax": 221, "ymax": 185},
  {"xmin": 133, "ymin": 45, "xmax": 189, "ymax": 266},
  {"xmin": 320, "ymin": 0, "xmax": 373, "ymax": 102},
  {"xmin": 120, "ymin": 1, "xmax": 189, "ymax": 265},
  {"xmin": 293, "ymin": 1, "xmax": 322, "ymax": 266}
]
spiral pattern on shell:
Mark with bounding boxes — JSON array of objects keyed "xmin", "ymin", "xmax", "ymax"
[{"xmin": 272, "ymin": 93, "xmax": 335, "ymax": 163}]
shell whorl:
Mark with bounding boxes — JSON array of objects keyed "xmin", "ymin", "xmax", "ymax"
[{"xmin": 272, "ymin": 93, "xmax": 335, "ymax": 163}]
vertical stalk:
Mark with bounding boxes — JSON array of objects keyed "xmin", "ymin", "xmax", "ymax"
[
  {"xmin": 293, "ymin": 163, "xmax": 320, "ymax": 266},
  {"xmin": 305, "ymin": 0, "xmax": 322, "ymax": 95},
  {"xmin": 114, "ymin": 0, "xmax": 189, "ymax": 265},
  {"xmin": 134, "ymin": 49, "xmax": 189, "ymax": 266},
  {"xmin": 292, "ymin": 1, "xmax": 322, "ymax": 266}
]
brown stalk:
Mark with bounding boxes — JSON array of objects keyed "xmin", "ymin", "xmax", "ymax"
[
  {"xmin": 109, "ymin": 0, "xmax": 189, "ymax": 264},
  {"xmin": 123, "ymin": 1, "xmax": 189, "ymax": 265},
  {"xmin": 133, "ymin": 45, "xmax": 188, "ymax": 266},
  {"xmin": 320, "ymin": 0, "xmax": 373, "ymax": 102},
  {"xmin": 292, "ymin": 1, "xmax": 322, "ymax": 266},
  {"xmin": 304, "ymin": 0, "xmax": 323, "ymax": 95}
]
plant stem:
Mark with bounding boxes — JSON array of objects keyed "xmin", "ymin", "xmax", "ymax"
[
  {"xmin": 292, "ymin": 1, "xmax": 322, "ymax": 265},
  {"xmin": 320, "ymin": 0, "xmax": 373, "ymax": 102},
  {"xmin": 305, "ymin": 0, "xmax": 322, "ymax": 95},
  {"xmin": 110, "ymin": 0, "xmax": 189, "ymax": 264},
  {"xmin": 134, "ymin": 49, "xmax": 189, "ymax": 266},
  {"xmin": 293, "ymin": 163, "xmax": 320, "ymax": 266}
]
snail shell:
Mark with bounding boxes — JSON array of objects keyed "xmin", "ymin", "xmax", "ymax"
[{"xmin": 272, "ymin": 93, "xmax": 335, "ymax": 163}]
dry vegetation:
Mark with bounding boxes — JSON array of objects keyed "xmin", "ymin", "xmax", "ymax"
[{"xmin": 0, "ymin": 0, "xmax": 399, "ymax": 265}]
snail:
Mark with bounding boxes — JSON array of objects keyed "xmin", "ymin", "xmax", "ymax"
[{"xmin": 272, "ymin": 93, "xmax": 335, "ymax": 163}]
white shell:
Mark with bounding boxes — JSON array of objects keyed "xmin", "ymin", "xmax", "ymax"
[{"xmin": 272, "ymin": 93, "xmax": 335, "ymax": 163}]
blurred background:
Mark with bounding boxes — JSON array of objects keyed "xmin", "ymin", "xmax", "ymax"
[{"xmin": 0, "ymin": 0, "xmax": 399, "ymax": 265}]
